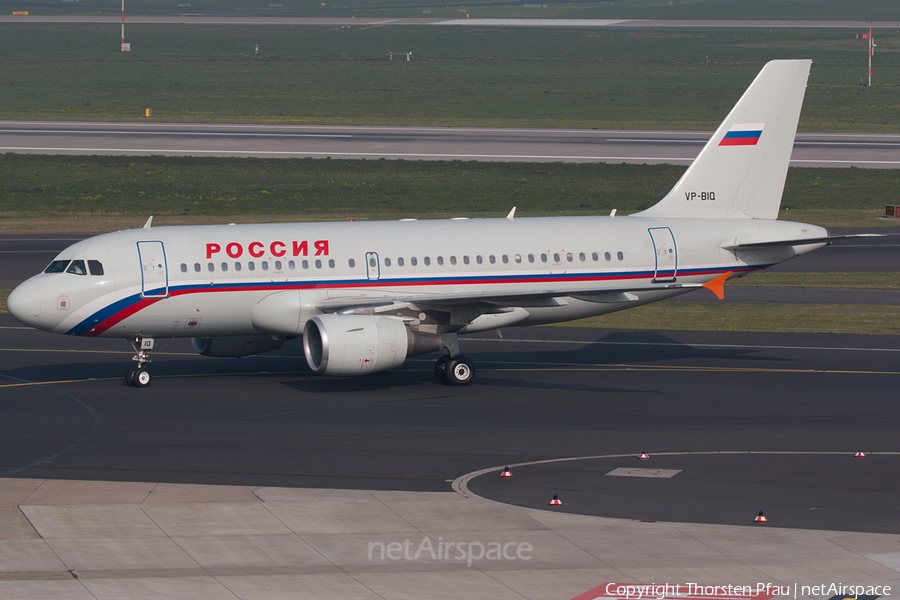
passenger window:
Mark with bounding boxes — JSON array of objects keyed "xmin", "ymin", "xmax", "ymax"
[
  {"xmin": 398, "ymin": 257, "xmax": 405, "ymax": 267},
  {"xmin": 566, "ymin": 253, "xmax": 573, "ymax": 262},
  {"xmin": 349, "ymin": 259, "xmax": 356, "ymax": 268},
  {"xmin": 437, "ymin": 256, "xmax": 443, "ymax": 265},
  {"xmin": 302, "ymin": 260, "xmax": 309, "ymax": 269},
  {"xmin": 66, "ymin": 260, "xmax": 87, "ymax": 276},
  {"xmin": 514, "ymin": 254, "xmax": 521, "ymax": 263},
  {"xmin": 262, "ymin": 261, "xmax": 269, "ymax": 271},
  {"xmin": 248, "ymin": 262, "xmax": 255, "ymax": 271},
  {"xmin": 424, "ymin": 257, "xmax": 431, "ymax": 266},
  {"xmin": 411, "ymin": 257, "xmax": 417, "ymax": 266},
  {"xmin": 88, "ymin": 260, "xmax": 105, "ymax": 276},
  {"xmin": 44, "ymin": 260, "xmax": 70, "ymax": 274},
  {"xmin": 541, "ymin": 254, "xmax": 547, "ymax": 263},
  {"xmin": 527, "ymin": 254, "xmax": 534, "ymax": 263},
  {"xmin": 502, "ymin": 255, "xmax": 509, "ymax": 264},
  {"xmin": 553, "ymin": 253, "xmax": 560, "ymax": 262},
  {"xmin": 328, "ymin": 259, "xmax": 335, "ymax": 268},
  {"xmin": 450, "ymin": 256, "xmax": 457, "ymax": 265},
  {"xmin": 275, "ymin": 260, "xmax": 282, "ymax": 270},
  {"xmin": 604, "ymin": 252, "xmax": 611, "ymax": 261},
  {"xmin": 384, "ymin": 258, "xmax": 392, "ymax": 267},
  {"xmin": 235, "ymin": 262, "xmax": 242, "ymax": 271},
  {"xmin": 208, "ymin": 263, "xmax": 214, "ymax": 272},
  {"xmin": 180, "ymin": 263, "xmax": 187, "ymax": 273},
  {"xmin": 592, "ymin": 252, "xmax": 599, "ymax": 261},
  {"xmin": 221, "ymin": 262, "xmax": 228, "ymax": 272},
  {"xmin": 194, "ymin": 263, "xmax": 201, "ymax": 272},
  {"xmin": 477, "ymin": 255, "xmax": 484, "ymax": 264},
  {"xmin": 579, "ymin": 252, "xmax": 585, "ymax": 262},
  {"xmin": 617, "ymin": 251, "xmax": 624, "ymax": 261},
  {"xmin": 463, "ymin": 256, "xmax": 469, "ymax": 265},
  {"xmin": 488, "ymin": 255, "xmax": 495, "ymax": 264},
  {"xmin": 314, "ymin": 259, "xmax": 321, "ymax": 269},
  {"xmin": 288, "ymin": 260, "xmax": 295, "ymax": 270},
  {"xmin": 369, "ymin": 257, "xmax": 377, "ymax": 268}
]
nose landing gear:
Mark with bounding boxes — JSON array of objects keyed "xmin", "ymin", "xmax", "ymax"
[{"xmin": 125, "ymin": 336, "xmax": 154, "ymax": 387}]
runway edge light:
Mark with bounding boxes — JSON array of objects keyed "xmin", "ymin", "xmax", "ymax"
[
  {"xmin": 639, "ymin": 452, "xmax": 650, "ymax": 460},
  {"xmin": 754, "ymin": 511, "xmax": 768, "ymax": 523},
  {"xmin": 500, "ymin": 467, "xmax": 513, "ymax": 478},
  {"xmin": 855, "ymin": 450, "xmax": 866, "ymax": 457},
  {"xmin": 549, "ymin": 494, "xmax": 562, "ymax": 506}
]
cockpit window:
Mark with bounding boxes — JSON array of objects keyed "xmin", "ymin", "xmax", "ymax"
[
  {"xmin": 44, "ymin": 260, "xmax": 70, "ymax": 274},
  {"xmin": 88, "ymin": 260, "xmax": 104, "ymax": 276},
  {"xmin": 66, "ymin": 260, "xmax": 87, "ymax": 276}
]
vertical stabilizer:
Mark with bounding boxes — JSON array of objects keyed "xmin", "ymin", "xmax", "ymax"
[{"xmin": 634, "ymin": 60, "xmax": 811, "ymax": 220}]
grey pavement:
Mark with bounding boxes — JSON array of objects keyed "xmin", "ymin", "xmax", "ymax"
[{"xmin": 1, "ymin": 478, "xmax": 898, "ymax": 600}]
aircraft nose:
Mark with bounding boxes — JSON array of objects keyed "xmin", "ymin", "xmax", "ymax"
[{"xmin": 6, "ymin": 282, "xmax": 42, "ymax": 328}]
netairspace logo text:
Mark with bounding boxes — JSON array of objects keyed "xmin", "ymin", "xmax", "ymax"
[{"xmin": 368, "ymin": 537, "xmax": 533, "ymax": 567}]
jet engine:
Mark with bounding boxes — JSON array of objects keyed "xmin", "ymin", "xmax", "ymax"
[
  {"xmin": 303, "ymin": 314, "xmax": 442, "ymax": 376},
  {"xmin": 191, "ymin": 335, "xmax": 285, "ymax": 358}
]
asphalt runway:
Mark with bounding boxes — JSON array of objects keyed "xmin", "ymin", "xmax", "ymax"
[
  {"xmin": 2, "ymin": 122, "xmax": 899, "ymax": 167},
  {"xmin": 1, "ymin": 318, "xmax": 899, "ymax": 534}
]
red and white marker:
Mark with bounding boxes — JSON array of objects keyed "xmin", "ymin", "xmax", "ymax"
[
  {"xmin": 639, "ymin": 452, "xmax": 650, "ymax": 460},
  {"xmin": 549, "ymin": 494, "xmax": 562, "ymax": 506},
  {"xmin": 855, "ymin": 450, "xmax": 866, "ymax": 458},
  {"xmin": 754, "ymin": 511, "xmax": 767, "ymax": 523},
  {"xmin": 500, "ymin": 467, "xmax": 513, "ymax": 478}
]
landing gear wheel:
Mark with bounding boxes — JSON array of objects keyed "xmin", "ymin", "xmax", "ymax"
[
  {"xmin": 133, "ymin": 367, "xmax": 152, "ymax": 388},
  {"xmin": 125, "ymin": 367, "xmax": 137, "ymax": 387},
  {"xmin": 444, "ymin": 355, "xmax": 475, "ymax": 386},
  {"xmin": 434, "ymin": 354, "xmax": 452, "ymax": 384}
]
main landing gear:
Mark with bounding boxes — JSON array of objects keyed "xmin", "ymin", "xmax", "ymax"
[
  {"xmin": 434, "ymin": 354, "xmax": 476, "ymax": 386},
  {"xmin": 125, "ymin": 336, "xmax": 154, "ymax": 387}
]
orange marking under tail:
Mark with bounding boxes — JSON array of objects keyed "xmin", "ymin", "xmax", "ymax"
[{"xmin": 702, "ymin": 271, "xmax": 733, "ymax": 300}]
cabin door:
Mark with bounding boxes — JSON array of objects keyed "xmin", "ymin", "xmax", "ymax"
[
  {"xmin": 137, "ymin": 241, "xmax": 169, "ymax": 298},
  {"xmin": 648, "ymin": 227, "xmax": 677, "ymax": 282}
]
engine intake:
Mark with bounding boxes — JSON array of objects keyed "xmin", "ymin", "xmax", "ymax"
[{"xmin": 303, "ymin": 314, "xmax": 441, "ymax": 376}]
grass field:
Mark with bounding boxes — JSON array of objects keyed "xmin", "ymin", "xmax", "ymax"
[
  {"xmin": 563, "ymin": 302, "xmax": 900, "ymax": 335},
  {"xmin": 2, "ymin": 155, "xmax": 898, "ymax": 231},
  {"xmin": 9, "ymin": 0, "xmax": 900, "ymax": 20},
  {"xmin": 0, "ymin": 24, "xmax": 897, "ymax": 130}
]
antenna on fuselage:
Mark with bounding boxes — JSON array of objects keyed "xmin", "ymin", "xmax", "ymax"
[{"xmin": 143, "ymin": 215, "xmax": 153, "ymax": 229}]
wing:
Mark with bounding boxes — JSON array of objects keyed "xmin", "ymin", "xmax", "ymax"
[{"xmin": 316, "ymin": 272, "xmax": 732, "ymax": 312}]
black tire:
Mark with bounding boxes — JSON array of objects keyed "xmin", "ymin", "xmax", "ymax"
[
  {"xmin": 133, "ymin": 367, "xmax": 152, "ymax": 388},
  {"xmin": 445, "ymin": 355, "xmax": 475, "ymax": 386},
  {"xmin": 434, "ymin": 354, "xmax": 452, "ymax": 384},
  {"xmin": 125, "ymin": 367, "xmax": 137, "ymax": 387}
]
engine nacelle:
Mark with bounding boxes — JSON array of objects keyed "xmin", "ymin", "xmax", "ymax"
[
  {"xmin": 191, "ymin": 335, "xmax": 285, "ymax": 358},
  {"xmin": 303, "ymin": 314, "xmax": 441, "ymax": 376}
]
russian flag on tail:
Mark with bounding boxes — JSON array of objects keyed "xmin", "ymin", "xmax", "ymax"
[{"xmin": 719, "ymin": 123, "xmax": 765, "ymax": 146}]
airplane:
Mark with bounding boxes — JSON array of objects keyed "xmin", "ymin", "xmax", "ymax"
[{"xmin": 5, "ymin": 59, "xmax": 882, "ymax": 387}]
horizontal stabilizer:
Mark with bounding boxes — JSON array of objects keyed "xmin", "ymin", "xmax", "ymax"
[{"xmin": 723, "ymin": 233, "xmax": 893, "ymax": 250}]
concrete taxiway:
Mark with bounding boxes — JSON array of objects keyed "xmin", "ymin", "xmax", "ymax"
[
  {"xmin": 2, "ymin": 122, "xmax": 898, "ymax": 167},
  {"xmin": 1, "ymin": 478, "xmax": 899, "ymax": 600}
]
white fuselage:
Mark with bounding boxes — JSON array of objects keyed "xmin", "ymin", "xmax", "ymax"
[{"xmin": 10, "ymin": 215, "xmax": 826, "ymax": 340}]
